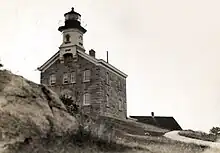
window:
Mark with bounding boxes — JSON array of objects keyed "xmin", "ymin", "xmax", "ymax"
[
  {"xmin": 65, "ymin": 34, "xmax": 71, "ymax": 43},
  {"xmin": 65, "ymin": 49, "xmax": 71, "ymax": 52},
  {"xmin": 106, "ymin": 94, "xmax": 109, "ymax": 107},
  {"xmin": 79, "ymin": 35, "xmax": 83, "ymax": 40},
  {"xmin": 106, "ymin": 72, "xmax": 109, "ymax": 85},
  {"xmin": 71, "ymin": 72, "xmax": 76, "ymax": 83},
  {"xmin": 83, "ymin": 93, "xmax": 91, "ymax": 105},
  {"xmin": 49, "ymin": 74, "xmax": 56, "ymax": 85},
  {"xmin": 119, "ymin": 99, "xmax": 123, "ymax": 111},
  {"xmin": 83, "ymin": 70, "xmax": 91, "ymax": 82},
  {"xmin": 117, "ymin": 80, "xmax": 122, "ymax": 90},
  {"xmin": 63, "ymin": 73, "xmax": 68, "ymax": 84}
]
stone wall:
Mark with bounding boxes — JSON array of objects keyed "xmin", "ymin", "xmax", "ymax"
[
  {"xmin": 40, "ymin": 52, "xmax": 127, "ymax": 119},
  {"xmin": 40, "ymin": 54, "xmax": 103, "ymax": 117},
  {"xmin": 100, "ymin": 66, "xmax": 127, "ymax": 119}
]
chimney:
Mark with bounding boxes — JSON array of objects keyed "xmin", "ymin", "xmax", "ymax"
[
  {"xmin": 151, "ymin": 112, "xmax": 154, "ymax": 117},
  {"xmin": 89, "ymin": 49, "xmax": 95, "ymax": 57}
]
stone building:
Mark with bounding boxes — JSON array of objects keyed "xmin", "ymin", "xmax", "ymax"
[{"xmin": 37, "ymin": 8, "xmax": 128, "ymax": 119}]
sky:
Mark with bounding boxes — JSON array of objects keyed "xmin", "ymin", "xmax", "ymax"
[{"xmin": 1, "ymin": 0, "xmax": 220, "ymax": 132}]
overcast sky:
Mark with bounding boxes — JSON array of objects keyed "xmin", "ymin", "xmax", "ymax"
[{"xmin": 1, "ymin": 0, "xmax": 220, "ymax": 132}]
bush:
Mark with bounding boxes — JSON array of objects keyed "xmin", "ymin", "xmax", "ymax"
[
  {"xmin": 70, "ymin": 125, "xmax": 136, "ymax": 152},
  {"xmin": 210, "ymin": 127, "xmax": 220, "ymax": 136},
  {"xmin": 179, "ymin": 130, "xmax": 217, "ymax": 142},
  {"xmin": 59, "ymin": 95, "xmax": 79, "ymax": 114}
]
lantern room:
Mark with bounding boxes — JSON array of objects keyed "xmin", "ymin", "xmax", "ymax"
[{"xmin": 58, "ymin": 7, "xmax": 86, "ymax": 33}]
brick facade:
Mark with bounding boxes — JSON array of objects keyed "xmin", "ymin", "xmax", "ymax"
[{"xmin": 40, "ymin": 53, "xmax": 127, "ymax": 119}]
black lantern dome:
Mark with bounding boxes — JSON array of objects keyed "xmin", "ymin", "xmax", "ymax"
[{"xmin": 58, "ymin": 7, "xmax": 87, "ymax": 33}]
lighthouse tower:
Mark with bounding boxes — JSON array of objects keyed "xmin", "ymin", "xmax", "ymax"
[
  {"xmin": 58, "ymin": 7, "xmax": 87, "ymax": 63},
  {"xmin": 38, "ymin": 7, "xmax": 128, "ymax": 120}
]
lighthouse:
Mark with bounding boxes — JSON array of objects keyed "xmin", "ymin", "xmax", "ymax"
[
  {"xmin": 38, "ymin": 7, "xmax": 128, "ymax": 119},
  {"xmin": 58, "ymin": 7, "xmax": 87, "ymax": 63}
]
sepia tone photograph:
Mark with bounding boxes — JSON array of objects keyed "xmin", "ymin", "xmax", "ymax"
[{"xmin": 0, "ymin": 0, "xmax": 220, "ymax": 152}]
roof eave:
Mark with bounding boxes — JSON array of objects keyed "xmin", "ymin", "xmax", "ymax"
[
  {"xmin": 37, "ymin": 50, "xmax": 128, "ymax": 79},
  {"xmin": 78, "ymin": 51, "xmax": 128, "ymax": 78},
  {"xmin": 98, "ymin": 59, "xmax": 128, "ymax": 78},
  {"xmin": 37, "ymin": 51, "xmax": 60, "ymax": 72},
  {"xmin": 37, "ymin": 67, "xmax": 41, "ymax": 71}
]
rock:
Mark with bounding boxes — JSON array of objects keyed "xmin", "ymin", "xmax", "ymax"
[
  {"xmin": 0, "ymin": 70, "xmax": 209, "ymax": 153},
  {"xmin": 0, "ymin": 70, "xmax": 79, "ymax": 151}
]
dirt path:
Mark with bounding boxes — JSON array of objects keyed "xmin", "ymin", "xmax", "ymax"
[{"xmin": 164, "ymin": 131, "xmax": 220, "ymax": 152}]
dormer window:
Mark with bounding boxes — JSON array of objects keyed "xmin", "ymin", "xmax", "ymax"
[{"xmin": 65, "ymin": 34, "xmax": 71, "ymax": 44}]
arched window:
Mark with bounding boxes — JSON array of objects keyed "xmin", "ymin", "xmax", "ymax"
[{"xmin": 65, "ymin": 34, "xmax": 70, "ymax": 43}]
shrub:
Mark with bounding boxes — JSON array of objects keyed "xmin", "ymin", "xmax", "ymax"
[
  {"xmin": 179, "ymin": 130, "xmax": 217, "ymax": 142},
  {"xmin": 210, "ymin": 127, "xmax": 220, "ymax": 136},
  {"xmin": 59, "ymin": 95, "xmax": 79, "ymax": 114}
]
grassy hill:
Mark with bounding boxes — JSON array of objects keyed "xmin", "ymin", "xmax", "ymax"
[{"xmin": 0, "ymin": 69, "xmax": 210, "ymax": 153}]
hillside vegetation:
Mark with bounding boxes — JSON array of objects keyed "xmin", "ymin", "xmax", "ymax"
[
  {"xmin": 0, "ymin": 69, "xmax": 211, "ymax": 153},
  {"xmin": 179, "ymin": 130, "xmax": 217, "ymax": 142}
]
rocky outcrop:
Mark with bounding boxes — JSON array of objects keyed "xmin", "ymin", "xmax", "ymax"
[
  {"xmin": 0, "ymin": 70, "xmax": 210, "ymax": 153},
  {"xmin": 0, "ymin": 70, "xmax": 78, "ymax": 152}
]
